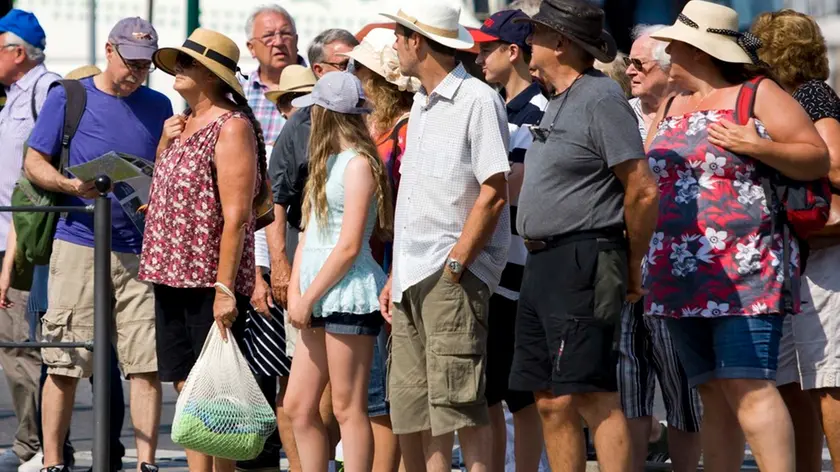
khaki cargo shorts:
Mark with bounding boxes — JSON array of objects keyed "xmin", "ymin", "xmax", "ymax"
[
  {"xmin": 41, "ymin": 239, "xmax": 157, "ymax": 378},
  {"xmin": 387, "ymin": 269, "xmax": 491, "ymax": 436}
]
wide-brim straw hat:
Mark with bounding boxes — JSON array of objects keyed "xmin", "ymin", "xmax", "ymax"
[
  {"xmin": 380, "ymin": 2, "xmax": 474, "ymax": 51},
  {"xmin": 650, "ymin": 1, "xmax": 755, "ymax": 64},
  {"xmin": 264, "ymin": 65, "xmax": 317, "ymax": 104},
  {"xmin": 153, "ymin": 28, "xmax": 245, "ymax": 98},
  {"xmin": 514, "ymin": 0, "xmax": 616, "ymax": 63},
  {"xmin": 65, "ymin": 65, "xmax": 101, "ymax": 80},
  {"xmin": 339, "ymin": 28, "xmax": 421, "ymax": 93}
]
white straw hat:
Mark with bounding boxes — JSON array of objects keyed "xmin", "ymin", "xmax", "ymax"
[
  {"xmin": 380, "ymin": 1, "xmax": 475, "ymax": 51},
  {"xmin": 650, "ymin": 1, "xmax": 761, "ymax": 64},
  {"xmin": 340, "ymin": 28, "xmax": 421, "ymax": 93}
]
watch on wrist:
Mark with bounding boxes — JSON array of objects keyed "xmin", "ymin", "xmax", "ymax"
[{"xmin": 446, "ymin": 258, "xmax": 464, "ymax": 275}]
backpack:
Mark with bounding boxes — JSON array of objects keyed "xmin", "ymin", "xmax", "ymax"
[
  {"xmin": 734, "ymin": 75, "xmax": 832, "ymax": 312},
  {"xmin": 10, "ymin": 79, "xmax": 86, "ymax": 290}
]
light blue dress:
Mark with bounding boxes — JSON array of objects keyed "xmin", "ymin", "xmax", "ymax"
[{"xmin": 299, "ymin": 149, "xmax": 387, "ymax": 318}]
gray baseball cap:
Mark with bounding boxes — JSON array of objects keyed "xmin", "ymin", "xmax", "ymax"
[
  {"xmin": 292, "ymin": 71, "xmax": 371, "ymax": 115},
  {"xmin": 108, "ymin": 17, "xmax": 158, "ymax": 61}
]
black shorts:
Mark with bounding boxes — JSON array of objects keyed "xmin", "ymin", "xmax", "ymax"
[
  {"xmin": 486, "ymin": 293, "xmax": 536, "ymax": 413},
  {"xmin": 153, "ymin": 284, "xmax": 249, "ymax": 383},
  {"xmin": 310, "ymin": 311, "xmax": 383, "ymax": 336},
  {"xmin": 510, "ymin": 237, "xmax": 627, "ymax": 397}
]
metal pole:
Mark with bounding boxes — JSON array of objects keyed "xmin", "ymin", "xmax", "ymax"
[
  {"xmin": 186, "ymin": 0, "xmax": 200, "ymax": 36},
  {"xmin": 92, "ymin": 175, "xmax": 112, "ymax": 472},
  {"xmin": 89, "ymin": 0, "xmax": 97, "ymax": 66},
  {"xmin": 146, "ymin": 0, "xmax": 153, "ymax": 86}
]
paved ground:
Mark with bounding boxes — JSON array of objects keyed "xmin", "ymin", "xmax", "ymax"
[{"xmin": 0, "ymin": 374, "xmax": 831, "ymax": 471}]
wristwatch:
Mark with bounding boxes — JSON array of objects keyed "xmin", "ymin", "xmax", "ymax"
[{"xmin": 446, "ymin": 258, "xmax": 464, "ymax": 276}]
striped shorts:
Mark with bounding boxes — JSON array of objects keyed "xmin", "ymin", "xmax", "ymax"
[{"xmin": 618, "ymin": 301, "xmax": 702, "ymax": 432}]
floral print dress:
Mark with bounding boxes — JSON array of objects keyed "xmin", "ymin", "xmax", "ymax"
[{"xmin": 643, "ymin": 108, "xmax": 800, "ymax": 319}]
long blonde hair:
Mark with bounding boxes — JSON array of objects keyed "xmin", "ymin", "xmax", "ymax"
[{"xmin": 302, "ymin": 105, "xmax": 394, "ymax": 241}]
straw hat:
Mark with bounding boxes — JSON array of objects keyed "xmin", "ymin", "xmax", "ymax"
[
  {"xmin": 340, "ymin": 28, "xmax": 421, "ymax": 93},
  {"xmin": 355, "ymin": 22, "xmax": 480, "ymax": 54},
  {"xmin": 650, "ymin": 1, "xmax": 760, "ymax": 64},
  {"xmin": 380, "ymin": 1, "xmax": 474, "ymax": 51},
  {"xmin": 65, "ymin": 65, "xmax": 101, "ymax": 80},
  {"xmin": 264, "ymin": 65, "xmax": 317, "ymax": 104},
  {"xmin": 153, "ymin": 28, "xmax": 245, "ymax": 98}
]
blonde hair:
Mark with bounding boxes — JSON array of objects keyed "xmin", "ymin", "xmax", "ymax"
[
  {"xmin": 595, "ymin": 52, "xmax": 632, "ymax": 98},
  {"xmin": 362, "ymin": 71, "xmax": 413, "ymax": 139},
  {"xmin": 751, "ymin": 9, "xmax": 829, "ymax": 91},
  {"xmin": 303, "ymin": 105, "xmax": 394, "ymax": 241}
]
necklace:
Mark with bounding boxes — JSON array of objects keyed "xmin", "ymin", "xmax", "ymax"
[
  {"xmin": 689, "ymin": 87, "xmax": 720, "ymax": 113},
  {"xmin": 530, "ymin": 71, "xmax": 586, "ymax": 143}
]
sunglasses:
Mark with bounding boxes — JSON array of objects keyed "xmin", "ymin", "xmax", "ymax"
[
  {"xmin": 175, "ymin": 53, "xmax": 197, "ymax": 71},
  {"xmin": 628, "ymin": 57, "xmax": 651, "ymax": 72}
]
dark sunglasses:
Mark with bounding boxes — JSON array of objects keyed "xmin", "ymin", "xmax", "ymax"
[
  {"xmin": 628, "ymin": 57, "xmax": 650, "ymax": 72},
  {"xmin": 175, "ymin": 53, "xmax": 197, "ymax": 70}
]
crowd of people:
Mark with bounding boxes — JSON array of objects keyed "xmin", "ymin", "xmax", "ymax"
[{"xmin": 1, "ymin": 0, "xmax": 840, "ymax": 472}]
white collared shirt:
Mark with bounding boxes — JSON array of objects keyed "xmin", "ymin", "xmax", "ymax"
[{"xmin": 391, "ymin": 63, "xmax": 511, "ymax": 302}]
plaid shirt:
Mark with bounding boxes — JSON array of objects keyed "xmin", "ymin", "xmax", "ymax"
[{"xmin": 242, "ymin": 68, "xmax": 286, "ymax": 145}]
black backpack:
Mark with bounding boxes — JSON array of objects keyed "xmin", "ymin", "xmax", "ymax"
[{"xmin": 10, "ymin": 79, "xmax": 87, "ymax": 290}]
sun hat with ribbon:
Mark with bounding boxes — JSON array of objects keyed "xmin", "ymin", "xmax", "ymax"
[
  {"xmin": 513, "ymin": 0, "xmax": 616, "ymax": 63},
  {"xmin": 153, "ymin": 28, "xmax": 246, "ymax": 98},
  {"xmin": 264, "ymin": 65, "xmax": 317, "ymax": 104},
  {"xmin": 380, "ymin": 1, "xmax": 475, "ymax": 51},
  {"xmin": 650, "ymin": 1, "xmax": 762, "ymax": 64},
  {"xmin": 340, "ymin": 28, "xmax": 421, "ymax": 93}
]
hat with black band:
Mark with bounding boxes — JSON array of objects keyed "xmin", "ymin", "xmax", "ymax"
[{"xmin": 153, "ymin": 28, "xmax": 246, "ymax": 98}]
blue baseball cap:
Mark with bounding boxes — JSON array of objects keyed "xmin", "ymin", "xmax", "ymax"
[
  {"xmin": 0, "ymin": 9, "xmax": 46, "ymax": 50},
  {"xmin": 470, "ymin": 10, "xmax": 532, "ymax": 52}
]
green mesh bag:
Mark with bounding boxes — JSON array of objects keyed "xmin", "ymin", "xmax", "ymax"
[{"xmin": 171, "ymin": 324, "xmax": 277, "ymax": 460}]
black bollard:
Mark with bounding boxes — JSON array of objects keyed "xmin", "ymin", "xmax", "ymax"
[{"xmin": 93, "ymin": 175, "xmax": 112, "ymax": 472}]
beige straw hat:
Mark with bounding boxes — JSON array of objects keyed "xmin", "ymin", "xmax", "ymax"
[
  {"xmin": 264, "ymin": 65, "xmax": 317, "ymax": 104},
  {"xmin": 380, "ymin": 1, "xmax": 474, "ymax": 51},
  {"xmin": 650, "ymin": 1, "xmax": 761, "ymax": 64},
  {"xmin": 65, "ymin": 65, "xmax": 102, "ymax": 80},
  {"xmin": 153, "ymin": 28, "xmax": 245, "ymax": 98},
  {"xmin": 339, "ymin": 28, "xmax": 420, "ymax": 93}
]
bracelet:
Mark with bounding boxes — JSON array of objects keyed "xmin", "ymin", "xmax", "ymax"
[{"xmin": 214, "ymin": 282, "xmax": 236, "ymax": 299}]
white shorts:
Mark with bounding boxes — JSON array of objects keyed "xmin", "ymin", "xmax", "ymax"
[{"xmin": 777, "ymin": 244, "xmax": 840, "ymax": 389}]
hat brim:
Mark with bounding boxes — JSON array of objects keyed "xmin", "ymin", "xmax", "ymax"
[
  {"xmin": 153, "ymin": 47, "xmax": 246, "ymax": 99},
  {"xmin": 469, "ymin": 29, "xmax": 501, "ymax": 43},
  {"xmin": 379, "ymin": 12, "xmax": 475, "ymax": 50},
  {"xmin": 650, "ymin": 24, "xmax": 752, "ymax": 64},
  {"xmin": 116, "ymin": 43, "xmax": 157, "ymax": 61},
  {"xmin": 264, "ymin": 84, "xmax": 315, "ymax": 104},
  {"xmin": 291, "ymin": 94, "xmax": 372, "ymax": 115},
  {"xmin": 513, "ymin": 17, "xmax": 617, "ymax": 63}
]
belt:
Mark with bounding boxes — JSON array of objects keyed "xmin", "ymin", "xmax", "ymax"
[{"xmin": 523, "ymin": 229, "xmax": 626, "ymax": 254}]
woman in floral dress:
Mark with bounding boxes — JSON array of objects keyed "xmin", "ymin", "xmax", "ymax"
[{"xmin": 643, "ymin": 2, "xmax": 829, "ymax": 471}]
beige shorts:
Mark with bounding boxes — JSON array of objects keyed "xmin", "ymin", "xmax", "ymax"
[
  {"xmin": 388, "ymin": 269, "xmax": 491, "ymax": 436},
  {"xmin": 41, "ymin": 239, "xmax": 157, "ymax": 378},
  {"xmin": 777, "ymin": 245, "xmax": 840, "ymax": 389}
]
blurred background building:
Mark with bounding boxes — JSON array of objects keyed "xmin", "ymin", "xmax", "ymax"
[{"xmin": 4, "ymin": 0, "xmax": 840, "ymax": 104}]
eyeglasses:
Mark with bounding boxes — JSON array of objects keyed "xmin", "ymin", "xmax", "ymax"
[
  {"xmin": 113, "ymin": 44, "xmax": 155, "ymax": 75},
  {"xmin": 628, "ymin": 57, "xmax": 652, "ymax": 72},
  {"xmin": 175, "ymin": 53, "xmax": 197, "ymax": 71},
  {"xmin": 253, "ymin": 30, "xmax": 296, "ymax": 46},
  {"xmin": 321, "ymin": 59, "xmax": 350, "ymax": 71}
]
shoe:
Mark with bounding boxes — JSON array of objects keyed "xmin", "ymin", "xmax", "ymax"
[
  {"xmin": 139, "ymin": 462, "xmax": 158, "ymax": 472},
  {"xmin": 18, "ymin": 453, "xmax": 43, "ymax": 472},
  {"xmin": 0, "ymin": 451, "xmax": 23, "ymax": 472},
  {"xmin": 39, "ymin": 465, "xmax": 65, "ymax": 472},
  {"xmin": 646, "ymin": 422, "xmax": 670, "ymax": 463}
]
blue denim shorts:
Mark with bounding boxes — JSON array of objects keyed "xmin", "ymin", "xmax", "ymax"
[
  {"xmin": 368, "ymin": 329, "xmax": 390, "ymax": 417},
  {"xmin": 665, "ymin": 315, "xmax": 784, "ymax": 388},
  {"xmin": 310, "ymin": 312, "xmax": 383, "ymax": 336}
]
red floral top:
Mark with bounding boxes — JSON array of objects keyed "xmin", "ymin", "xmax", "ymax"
[
  {"xmin": 139, "ymin": 111, "xmax": 259, "ymax": 297},
  {"xmin": 643, "ymin": 108, "xmax": 800, "ymax": 318}
]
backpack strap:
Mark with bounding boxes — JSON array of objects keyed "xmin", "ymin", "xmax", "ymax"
[
  {"xmin": 29, "ymin": 73, "xmax": 51, "ymax": 121},
  {"xmin": 50, "ymin": 79, "xmax": 87, "ymax": 174},
  {"xmin": 733, "ymin": 75, "xmax": 765, "ymax": 125}
]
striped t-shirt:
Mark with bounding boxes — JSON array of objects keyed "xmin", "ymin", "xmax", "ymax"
[{"xmin": 497, "ymin": 82, "xmax": 548, "ymax": 300}]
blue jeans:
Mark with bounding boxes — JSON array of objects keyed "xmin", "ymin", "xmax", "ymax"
[
  {"xmin": 368, "ymin": 329, "xmax": 389, "ymax": 417},
  {"xmin": 665, "ymin": 314, "xmax": 784, "ymax": 388}
]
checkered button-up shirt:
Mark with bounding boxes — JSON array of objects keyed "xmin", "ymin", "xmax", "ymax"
[{"xmin": 391, "ymin": 63, "xmax": 511, "ymax": 303}]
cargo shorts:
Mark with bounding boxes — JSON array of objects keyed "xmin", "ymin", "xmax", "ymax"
[
  {"xmin": 41, "ymin": 239, "xmax": 157, "ymax": 378},
  {"xmin": 387, "ymin": 269, "xmax": 491, "ymax": 436}
]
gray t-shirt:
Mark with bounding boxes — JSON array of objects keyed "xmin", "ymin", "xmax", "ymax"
[{"xmin": 517, "ymin": 70, "xmax": 645, "ymax": 240}]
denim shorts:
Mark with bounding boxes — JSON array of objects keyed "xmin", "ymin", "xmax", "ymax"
[
  {"xmin": 368, "ymin": 329, "xmax": 390, "ymax": 417},
  {"xmin": 665, "ymin": 314, "xmax": 784, "ymax": 388},
  {"xmin": 310, "ymin": 311, "xmax": 383, "ymax": 336}
]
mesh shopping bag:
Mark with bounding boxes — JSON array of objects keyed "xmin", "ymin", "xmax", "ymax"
[{"xmin": 171, "ymin": 323, "xmax": 277, "ymax": 460}]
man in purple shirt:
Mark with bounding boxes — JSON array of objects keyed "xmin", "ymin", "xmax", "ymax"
[
  {"xmin": 0, "ymin": 9, "xmax": 59, "ymax": 472},
  {"xmin": 23, "ymin": 17, "xmax": 172, "ymax": 472}
]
